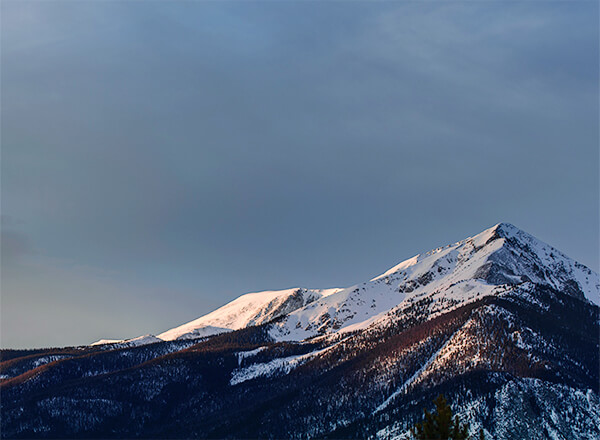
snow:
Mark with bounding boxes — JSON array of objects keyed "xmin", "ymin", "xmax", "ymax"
[
  {"xmin": 269, "ymin": 283, "xmax": 407, "ymax": 341},
  {"xmin": 90, "ymin": 334, "xmax": 161, "ymax": 347},
  {"xmin": 496, "ymin": 223, "xmax": 599, "ymax": 305},
  {"xmin": 157, "ymin": 287, "xmax": 342, "ymax": 341},
  {"xmin": 371, "ymin": 254, "xmax": 421, "ymax": 281},
  {"xmin": 230, "ymin": 354, "xmax": 304, "ymax": 385},
  {"xmin": 236, "ymin": 347, "xmax": 267, "ymax": 366},
  {"xmin": 91, "ymin": 339, "xmax": 123, "ymax": 346},
  {"xmin": 230, "ymin": 345, "xmax": 334, "ymax": 386},
  {"xmin": 123, "ymin": 335, "xmax": 162, "ymax": 346},
  {"xmin": 163, "ymin": 325, "xmax": 231, "ymax": 341}
]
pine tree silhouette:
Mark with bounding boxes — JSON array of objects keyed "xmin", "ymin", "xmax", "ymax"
[{"xmin": 411, "ymin": 394, "xmax": 469, "ymax": 439}]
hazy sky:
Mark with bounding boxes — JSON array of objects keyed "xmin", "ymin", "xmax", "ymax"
[{"xmin": 1, "ymin": 1, "xmax": 598, "ymax": 348}]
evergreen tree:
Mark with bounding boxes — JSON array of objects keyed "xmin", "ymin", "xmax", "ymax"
[{"xmin": 411, "ymin": 394, "xmax": 469, "ymax": 440}]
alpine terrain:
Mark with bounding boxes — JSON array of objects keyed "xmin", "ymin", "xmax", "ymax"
[{"xmin": 1, "ymin": 223, "xmax": 598, "ymax": 439}]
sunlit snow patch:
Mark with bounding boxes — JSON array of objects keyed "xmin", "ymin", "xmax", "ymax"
[{"xmin": 230, "ymin": 346, "xmax": 332, "ymax": 385}]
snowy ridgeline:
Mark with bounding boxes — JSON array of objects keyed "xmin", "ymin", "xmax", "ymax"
[{"xmin": 91, "ymin": 223, "xmax": 599, "ymax": 348}]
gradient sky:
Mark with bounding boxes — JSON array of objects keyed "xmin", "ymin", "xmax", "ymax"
[{"xmin": 1, "ymin": 1, "xmax": 598, "ymax": 348}]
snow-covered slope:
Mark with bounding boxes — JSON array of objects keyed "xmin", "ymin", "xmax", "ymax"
[
  {"xmin": 157, "ymin": 287, "xmax": 342, "ymax": 341},
  {"xmin": 90, "ymin": 334, "xmax": 162, "ymax": 347},
  {"xmin": 90, "ymin": 339, "xmax": 123, "ymax": 346},
  {"xmin": 268, "ymin": 223, "xmax": 599, "ymax": 341}
]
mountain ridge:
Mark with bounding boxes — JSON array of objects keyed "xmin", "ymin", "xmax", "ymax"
[
  {"xmin": 98, "ymin": 222, "xmax": 597, "ymax": 346},
  {"xmin": 1, "ymin": 222, "xmax": 598, "ymax": 439}
]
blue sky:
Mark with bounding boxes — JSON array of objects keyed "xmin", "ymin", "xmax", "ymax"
[{"xmin": 1, "ymin": 1, "xmax": 598, "ymax": 348}]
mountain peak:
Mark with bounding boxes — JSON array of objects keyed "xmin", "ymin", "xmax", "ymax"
[
  {"xmin": 96, "ymin": 223, "xmax": 599, "ymax": 346},
  {"xmin": 492, "ymin": 221, "xmax": 518, "ymax": 235},
  {"xmin": 268, "ymin": 222, "xmax": 598, "ymax": 341},
  {"xmin": 470, "ymin": 222, "xmax": 519, "ymax": 245}
]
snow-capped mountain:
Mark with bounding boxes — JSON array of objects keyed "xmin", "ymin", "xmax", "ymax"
[
  {"xmin": 2, "ymin": 223, "xmax": 598, "ymax": 439},
  {"xmin": 104, "ymin": 222, "xmax": 597, "ymax": 345}
]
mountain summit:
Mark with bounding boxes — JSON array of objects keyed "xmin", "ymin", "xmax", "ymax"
[
  {"xmin": 102, "ymin": 222, "xmax": 598, "ymax": 346},
  {"xmin": 2, "ymin": 223, "xmax": 598, "ymax": 439}
]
